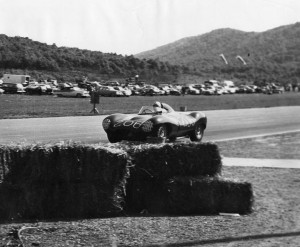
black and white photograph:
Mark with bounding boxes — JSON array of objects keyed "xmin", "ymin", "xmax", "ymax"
[{"xmin": 0, "ymin": 0, "xmax": 299, "ymax": 246}]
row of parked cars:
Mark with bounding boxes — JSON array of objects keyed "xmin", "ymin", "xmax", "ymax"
[
  {"xmin": 0, "ymin": 81, "xmax": 91, "ymax": 98},
  {"xmin": 0, "ymin": 79, "xmax": 285, "ymax": 98},
  {"xmin": 82, "ymin": 82, "xmax": 183, "ymax": 97},
  {"xmin": 180, "ymin": 83, "xmax": 285, "ymax": 95},
  {"xmin": 234, "ymin": 84, "xmax": 285, "ymax": 94},
  {"xmin": 0, "ymin": 82, "xmax": 54, "ymax": 95},
  {"xmin": 85, "ymin": 81, "xmax": 241, "ymax": 97}
]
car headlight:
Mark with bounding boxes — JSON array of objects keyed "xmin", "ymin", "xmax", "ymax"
[
  {"xmin": 142, "ymin": 120, "xmax": 153, "ymax": 132},
  {"xmin": 102, "ymin": 119, "xmax": 111, "ymax": 130}
]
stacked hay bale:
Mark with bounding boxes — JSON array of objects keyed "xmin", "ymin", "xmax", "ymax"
[
  {"xmin": 123, "ymin": 142, "xmax": 253, "ymax": 215},
  {"xmin": 0, "ymin": 143, "xmax": 129, "ymax": 220},
  {"xmin": 0, "ymin": 141, "xmax": 253, "ymax": 220}
]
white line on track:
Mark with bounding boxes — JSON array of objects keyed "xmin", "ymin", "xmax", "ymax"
[
  {"xmin": 213, "ymin": 129, "xmax": 300, "ymax": 142},
  {"xmin": 222, "ymin": 157, "xmax": 300, "ymax": 169}
]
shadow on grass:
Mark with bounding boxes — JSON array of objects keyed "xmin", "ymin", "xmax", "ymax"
[{"xmin": 143, "ymin": 231, "xmax": 300, "ymax": 247}]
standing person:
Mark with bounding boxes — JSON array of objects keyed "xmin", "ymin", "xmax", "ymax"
[{"xmin": 181, "ymin": 86, "xmax": 186, "ymax": 96}]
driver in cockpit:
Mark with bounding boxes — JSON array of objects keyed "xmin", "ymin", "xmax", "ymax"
[{"xmin": 153, "ymin": 101, "xmax": 174, "ymax": 113}]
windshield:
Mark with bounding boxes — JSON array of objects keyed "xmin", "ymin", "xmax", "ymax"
[{"xmin": 138, "ymin": 106, "xmax": 157, "ymax": 115}]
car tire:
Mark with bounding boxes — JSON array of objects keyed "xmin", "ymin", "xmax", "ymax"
[
  {"xmin": 154, "ymin": 124, "xmax": 167, "ymax": 138},
  {"xmin": 76, "ymin": 94, "xmax": 82, "ymax": 98},
  {"xmin": 107, "ymin": 132, "xmax": 122, "ymax": 143},
  {"xmin": 189, "ymin": 123, "xmax": 204, "ymax": 142}
]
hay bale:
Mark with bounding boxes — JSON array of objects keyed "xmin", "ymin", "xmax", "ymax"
[
  {"xmin": 167, "ymin": 176, "xmax": 253, "ymax": 215},
  {"xmin": 124, "ymin": 177, "xmax": 170, "ymax": 214},
  {"xmin": 0, "ymin": 142, "xmax": 254, "ymax": 218},
  {"xmin": 126, "ymin": 142, "xmax": 222, "ymax": 180},
  {"xmin": 0, "ymin": 146, "xmax": 11, "ymax": 182},
  {"xmin": 125, "ymin": 176, "xmax": 253, "ymax": 215},
  {"xmin": 124, "ymin": 142, "xmax": 222, "ymax": 213},
  {"xmin": 0, "ymin": 143, "xmax": 130, "ymax": 220}
]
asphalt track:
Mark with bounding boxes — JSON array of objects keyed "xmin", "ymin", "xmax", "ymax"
[{"xmin": 0, "ymin": 106, "xmax": 299, "ymax": 144}]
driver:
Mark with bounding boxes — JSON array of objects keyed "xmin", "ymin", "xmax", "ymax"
[{"xmin": 153, "ymin": 101, "xmax": 174, "ymax": 113}]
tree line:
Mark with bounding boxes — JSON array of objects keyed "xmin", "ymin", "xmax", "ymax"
[{"xmin": 0, "ymin": 34, "xmax": 189, "ymax": 82}]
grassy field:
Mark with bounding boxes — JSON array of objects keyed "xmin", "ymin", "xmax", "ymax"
[
  {"xmin": 0, "ymin": 92, "xmax": 300, "ymax": 118},
  {"xmin": 216, "ymin": 131, "xmax": 300, "ymax": 159}
]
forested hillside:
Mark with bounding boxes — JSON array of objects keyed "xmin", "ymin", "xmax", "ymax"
[
  {"xmin": 1, "ymin": 22, "xmax": 300, "ymax": 84},
  {"xmin": 136, "ymin": 23, "xmax": 300, "ymax": 84},
  {"xmin": 0, "ymin": 35, "xmax": 188, "ymax": 82}
]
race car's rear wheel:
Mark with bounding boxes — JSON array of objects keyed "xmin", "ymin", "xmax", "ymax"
[
  {"xmin": 107, "ymin": 132, "xmax": 123, "ymax": 143},
  {"xmin": 154, "ymin": 124, "xmax": 167, "ymax": 138},
  {"xmin": 189, "ymin": 123, "xmax": 204, "ymax": 142}
]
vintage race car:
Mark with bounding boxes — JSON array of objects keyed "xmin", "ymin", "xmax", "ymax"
[{"xmin": 102, "ymin": 104, "xmax": 207, "ymax": 143}]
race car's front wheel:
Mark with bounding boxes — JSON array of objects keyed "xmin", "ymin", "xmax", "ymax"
[
  {"xmin": 107, "ymin": 132, "xmax": 122, "ymax": 143},
  {"xmin": 190, "ymin": 123, "xmax": 204, "ymax": 142},
  {"xmin": 154, "ymin": 125, "xmax": 167, "ymax": 139}
]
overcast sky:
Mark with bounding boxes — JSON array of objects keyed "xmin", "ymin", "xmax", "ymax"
[{"xmin": 0, "ymin": 0, "xmax": 299, "ymax": 55}]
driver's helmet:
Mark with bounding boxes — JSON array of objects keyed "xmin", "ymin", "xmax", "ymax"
[{"xmin": 153, "ymin": 101, "xmax": 166, "ymax": 113}]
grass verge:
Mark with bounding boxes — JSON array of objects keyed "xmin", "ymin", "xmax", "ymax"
[
  {"xmin": 216, "ymin": 131, "xmax": 300, "ymax": 159},
  {"xmin": 0, "ymin": 92, "xmax": 300, "ymax": 119}
]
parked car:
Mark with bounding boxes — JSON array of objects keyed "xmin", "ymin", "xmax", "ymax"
[
  {"xmin": 141, "ymin": 88, "xmax": 161, "ymax": 96},
  {"xmin": 214, "ymin": 86, "xmax": 226, "ymax": 95},
  {"xmin": 236, "ymin": 86, "xmax": 247, "ymax": 93},
  {"xmin": 53, "ymin": 86, "xmax": 90, "ymax": 98},
  {"xmin": 58, "ymin": 82, "xmax": 74, "ymax": 89},
  {"xmin": 159, "ymin": 86, "xmax": 171, "ymax": 95},
  {"xmin": 25, "ymin": 83, "xmax": 53, "ymax": 95},
  {"xmin": 271, "ymin": 85, "xmax": 284, "ymax": 94},
  {"xmin": 98, "ymin": 86, "xmax": 124, "ymax": 97},
  {"xmin": 174, "ymin": 85, "xmax": 182, "ymax": 91},
  {"xmin": 224, "ymin": 85, "xmax": 238, "ymax": 94},
  {"xmin": 0, "ymin": 83, "xmax": 26, "ymax": 94},
  {"xmin": 248, "ymin": 85, "xmax": 258, "ymax": 93},
  {"xmin": 169, "ymin": 87, "xmax": 181, "ymax": 96},
  {"xmin": 193, "ymin": 84, "xmax": 205, "ymax": 93},
  {"xmin": 262, "ymin": 86, "xmax": 273, "ymax": 94},
  {"xmin": 113, "ymin": 86, "xmax": 132, "ymax": 97},
  {"xmin": 244, "ymin": 86, "xmax": 256, "ymax": 93},
  {"xmin": 141, "ymin": 85, "xmax": 161, "ymax": 96},
  {"xmin": 103, "ymin": 80, "xmax": 120, "ymax": 86},
  {"xmin": 25, "ymin": 84, "xmax": 47, "ymax": 95},
  {"xmin": 40, "ymin": 84, "xmax": 54, "ymax": 94},
  {"xmin": 128, "ymin": 85, "xmax": 141, "ymax": 95},
  {"xmin": 201, "ymin": 86, "xmax": 215, "ymax": 95},
  {"xmin": 182, "ymin": 86, "xmax": 200, "ymax": 95}
]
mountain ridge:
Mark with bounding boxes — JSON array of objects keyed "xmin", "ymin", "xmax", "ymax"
[
  {"xmin": 135, "ymin": 22, "xmax": 300, "ymax": 83},
  {"xmin": 0, "ymin": 22, "xmax": 299, "ymax": 84}
]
